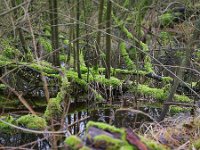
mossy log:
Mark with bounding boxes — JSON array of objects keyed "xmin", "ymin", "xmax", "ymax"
[{"xmin": 65, "ymin": 121, "xmax": 168, "ymax": 150}]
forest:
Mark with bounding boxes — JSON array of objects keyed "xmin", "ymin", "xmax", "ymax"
[{"xmin": 0, "ymin": 0, "xmax": 200, "ymax": 149}]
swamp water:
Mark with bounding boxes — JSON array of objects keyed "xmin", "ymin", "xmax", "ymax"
[{"xmin": 0, "ymin": 101, "xmax": 160, "ymax": 149}]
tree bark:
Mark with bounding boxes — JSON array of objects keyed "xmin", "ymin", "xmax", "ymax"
[
  {"xmin": 76, "ymin": 0, "xmax": 81, "ymax": 78},
  {"xmin": 95, "ymin": 0, "xmax": 104, "ymax": 69},
  {"xmin": 105, "ymin": 0, "xmax": 112, "ymax": 79},
  {"xmin": 49, "ymin": 0, "xmax": 59, "ymax": 66}
]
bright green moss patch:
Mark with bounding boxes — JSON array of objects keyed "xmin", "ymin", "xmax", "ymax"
[
  {"xmin": 16, "ymin": 114, "xmax": 47, "ymax": 130},
  {"xmin": 0, "ymin": 116, "xmax": 16, "ymax": 133},
  {"xmin": 87, "ymin": 121, "xmax": 125, "ymax": 136},
  {"xmin": 44, "ymin": 98, "xmax": 62, "ymax": 119},
  {"xmin": 65, "ymin": 135, "xmax": 83, "ymax": 150},
  {"xmin": 133, "ymin": 84, "xmax": 192, "ymax": 103},
  {"xmin": 169, "ymin": 106, "xmax": 189, "ymax": 114},
  {"xmin": 136, "ymin": 84, "xmax": 168, "ymax": 102}
]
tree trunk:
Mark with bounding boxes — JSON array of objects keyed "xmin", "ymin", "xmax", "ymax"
[
  {"xmin": 105, "ymin": 0, "xmax": 112, "ymax": 79},
  {"xmin": 95, "ymin": 0, "xmax": 105, "ymax": 69},
  {"xmin": 49, "ymin": 0, "xmax": 59, "ymax": 66},
  {"xmin": 76, "ymin": 0, "xmax": 81, "ymax": 78}
]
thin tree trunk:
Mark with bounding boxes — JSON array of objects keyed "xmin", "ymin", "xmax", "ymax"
[
  {"xmin": 49, "ymin": 0, "xmax": 59, "ymax": 66},
  {"xmin": 158, "ymin": 45, "xmax": 191, "ymax": 121},
  {"xmin": 76, "ymin": 0, "xmax": 81, "ymax": 78},
  {"xmin": 95, "ymin": 0, "xmax": 104, "ymax": 69},
  {"xmin": 105, "ymin": 0, "xmax": 112, "ymax": 79}
]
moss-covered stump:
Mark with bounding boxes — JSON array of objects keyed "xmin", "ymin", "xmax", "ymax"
[{"xmin": 65, "ymin": 121, "xmax": 167, "ymax": 150}]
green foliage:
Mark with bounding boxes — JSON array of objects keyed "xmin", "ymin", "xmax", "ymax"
[
  {"xmin": 120, "ymin": 42, "xmax": 136, "ymax": 70},
  {"xmin": 16, "ymin": 114, "xmax": 47, "ymax": 130},
  {"xmin": 39, "ymin": 37, "xmax": 52, "ymax": 52}
]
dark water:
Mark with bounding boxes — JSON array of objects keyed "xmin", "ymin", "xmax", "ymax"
[{"xmin": 0, "ymin": 102, "xmax": 160, "ymax": 149}]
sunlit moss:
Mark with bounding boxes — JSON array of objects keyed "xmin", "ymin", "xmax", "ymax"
[
  {"xmin": 16, "ymin": 114, "xmax": 47, "ymax": 130},
  {"xmin": 133, "ymin": 84, "xmax": 192, "ymax": 103},
  {"xmin": 86, "ymin": 121, "xmax": 135, "ymax": 150},
  {"xmin": 65, "ymin": 135, "xmax": 83, "ymax": 150}
]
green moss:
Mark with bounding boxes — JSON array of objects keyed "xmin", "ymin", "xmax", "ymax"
[
  {"xmin": 141, "ymin": 136, "xmax": 169, "ymax": 150},
  {"xmin": 93, "ymin": 135, "xmax": 125, "ymax": 150},
  {"xmin": 144, "ymin": 56, "xmax": 153, "ymax": 73},
  {"xmin": 38, "ymin": 37, "xmax": 52, "ymax": 52},
  {"xmin": 112, "ymin": 14, "xmax": 133, "ymax": 39},
  {"xmin": 80, "ymin": 52, "xmax": 86, "ymax": 66},
  {"xmin": 133, "ymin": 84, "xmax": 192, "ymax": 103},
  {"xmin": 44, "ymin": 98, "xmax": 62, "ymax": 119},
  {"xmin": 159, "ymin": 13, "xmax": 174, "ymax": 26},
  {"xmin": 65, "ymin": 135, "xmax": 83, "ymax": 150},
  {"xmin": 169, "ymin": 106, "xmax": 189, "ymax": 114},
  {"xmin": 120, "ymin": 145, "xmax": 135, "ymax": 150},
  {"xmin": 44, "ymin": 67, "xmax": 70, "ymax": 120},
  {"xmin": 192, "ymin": 139, "xmax": 200, "ymax": 149},
  {"xmin": 29, "ymin": 61, "xmax": 58, "ymax": 74},
  {"xmin": 160, "ymin": 32, "xmax": 171, "ymax": 45},
  {"xmin": 59, "ymin": 54, "xmax": 67, "ymax": 62},
  {"xmin": 16, "ymin": 114, "xmax": 47, "ymax": 130},
  {"xmin": 136, "ymin": 84, "xmax": 168, "ymax": 102},
  {"xmin": 80, "ymin": 146, "xmax": 91, "ymax": 150},
  {"xmin": 0, "ymin": 115, "xmax": 16, "ymax": 133},
  {"xmin": 174, "ymin": 94, "xmax": 191, "ymax": 103},
  {"xmin": 87, "ymin": 121, "xmax": 125, "ymax": 139},
  {"xmin": 120, "ymin": 42, "xmax": 136, "ymax": 70},
  {"xmin": 0, "ymin": 38, "xmax": 22, "ymax": 59},
  {"xmin": 140, "ymin": 41, "xmax": 148, "ymax": 52}
]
